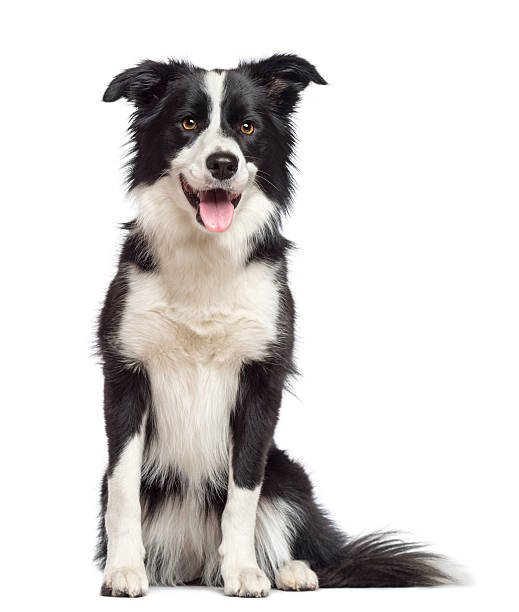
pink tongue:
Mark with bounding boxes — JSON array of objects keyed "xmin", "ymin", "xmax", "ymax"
[{"xmin": 199, "ymin": 189, "xmax": 234, "ymax": 232}]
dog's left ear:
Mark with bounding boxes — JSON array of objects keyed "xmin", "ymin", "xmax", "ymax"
[{"xmin": 240, "ymin": 54, "xmax": 327, "ymax": 113}]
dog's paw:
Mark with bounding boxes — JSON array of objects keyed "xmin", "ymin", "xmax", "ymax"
[
  {"xmin": 223, "ymin": 567, "xmax": 271, "ymax": 597},
  {"xmin": 275, "ymin": 560, "xmax": 319, "ymax": 591},
  {"xmin": 101, "ymin": 566, "xmax": 149, "ymax": 597}
]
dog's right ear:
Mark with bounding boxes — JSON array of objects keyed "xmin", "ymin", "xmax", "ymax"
[{"xmin": 103, "ymin": 60, "xmax": 180, "ymax": 105}]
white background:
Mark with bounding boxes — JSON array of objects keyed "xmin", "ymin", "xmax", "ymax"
[{"xmin": 2, "ymin": 1, "xmax": 518, "ymax": 610}]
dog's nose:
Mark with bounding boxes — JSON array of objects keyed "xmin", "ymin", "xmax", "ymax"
[{"xmin": 206, "ymin": 153, "xmax": 238, "ymax": 180}]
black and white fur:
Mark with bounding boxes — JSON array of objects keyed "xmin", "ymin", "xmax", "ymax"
[{"xmin": 96, "ymin": 55, "xmax": 451, "ymax": 597}]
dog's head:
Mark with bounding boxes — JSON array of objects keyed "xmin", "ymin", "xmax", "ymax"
[{"xmin": 104, "ymin": 55, "xmax": 326, "ymax": 234}]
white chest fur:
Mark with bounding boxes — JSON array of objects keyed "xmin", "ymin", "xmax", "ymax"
[{"xmin": 118, "ymin": 260, "xmax": 280, "ymax": 488}]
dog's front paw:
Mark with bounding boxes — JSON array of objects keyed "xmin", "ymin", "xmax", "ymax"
[
  {"xmin": 101, "ymin": 566, "xmax": 149, "ymax": 597},
  {"xmin": 222, "ymin": 567, "xmax": 271, "ymax": 598}
]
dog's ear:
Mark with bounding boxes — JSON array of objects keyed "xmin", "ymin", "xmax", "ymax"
[
  {"xmin": 241, "ymin": 54, "xmax": 327, "ymax": 113},
  {"xmin": 103, "ymin": 60, "xmax": 180, "ymax": 105}
]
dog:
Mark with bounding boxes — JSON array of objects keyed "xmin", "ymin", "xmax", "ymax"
[{"xmin": 96, "ymin": 54, "xmax": 451, "ymax": 597}]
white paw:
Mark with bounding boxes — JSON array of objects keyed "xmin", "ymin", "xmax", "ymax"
[
  {"xmin": 101, "ymin": 566, "xmax": 149, "ymax": 597},
  {"xmin": 223, "ymin": 567, "xmax": 271, "ymax": 597},
  {"xmin": 275, "ymin": 560, "xmax": 319, "ymax": 591}
]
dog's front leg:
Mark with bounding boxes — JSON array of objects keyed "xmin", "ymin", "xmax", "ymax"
[
  {"xmin": 219, "ymin": 361, "xmax": 283, "ymax": 597},
  {"xmin": 220, "ymin": 466, "xmax": 269, "ymax": 597},
  {"xmin": 100, "ymin": 364, "xmax": 149, "ymax": 597}
]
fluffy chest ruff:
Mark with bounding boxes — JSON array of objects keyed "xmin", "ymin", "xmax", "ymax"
[{"xmin": 118, "ymin": 258, "xmax": 280, "ymax": 489}]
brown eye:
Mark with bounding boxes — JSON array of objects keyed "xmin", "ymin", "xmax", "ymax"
[
  {"xmin": 240, "ymin": 122, "xmax": 254, "ymax": 135},
  {"xmin": 182, "ymin": 117, "xmax": 197, "ymax": 130}
]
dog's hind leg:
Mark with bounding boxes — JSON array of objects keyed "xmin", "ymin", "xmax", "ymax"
[
  {"xmin": 274, "ymin": 561, "xmax": 319, "ymax": 591},
  {"xmin": 258, "ymin": 447, "xmax": 452, "ymax": 590},
  {"xmin": 255, "ymin": 492, "xmax": 319, "ymax": 591},
  {"xmin": 98, "ymin": 362, "xmax": 150, "ymax": 597},
  {"xmin": 254, "ymin": 446, "xmax": 345, "ymax": 592}
]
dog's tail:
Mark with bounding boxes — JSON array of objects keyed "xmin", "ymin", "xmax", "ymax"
[{"xmin": 315, "ymin": 531, "xmax": 454, "ymax": 588}]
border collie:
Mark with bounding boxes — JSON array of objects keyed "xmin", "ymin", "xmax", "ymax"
[{"xmin": 96, "ymin": 54, "xmax": 451, "ymax": 597}]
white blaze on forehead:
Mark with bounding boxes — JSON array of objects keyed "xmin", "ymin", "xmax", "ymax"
[
  {"xmin": 201, "ymin": 70, "xmax": 242, "ymax": 159},
  {"xmin": 204, "ymin": 70, "xmax": 226, "ymax": 135}
]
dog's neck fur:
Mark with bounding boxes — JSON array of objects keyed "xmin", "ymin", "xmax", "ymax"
[{"xmin": 134, "ymin": 174, "xmax": 278, "ymax": 266}]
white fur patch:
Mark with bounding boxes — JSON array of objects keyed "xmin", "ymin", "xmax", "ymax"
[
  {"xmin": 103, "ymin": 430, "xmax": 148, "ymax": 595},
  {"xmin": 222, "ymin": 567, "xmax": 271, "ymax": 598},
  {"xmin": 219, "ymin": 473, "xmax": 269, "ymax": 596},
  {"xmin": 142, "ymin": 489, "xmax": 222, "ymax": 585},
  {"xmin": 255, "ymin": 497, "xmax": 298, "ymax": 578},
  {"xmin": 118, "ymin": 258, "xmax": 280, "ymax": 491},
  {"xmin": 104, "ymin": 566, "xmax": 149, "ymax": 597},
  {"xmin": 135, "ymin": 178, "xmax": 276, "ymax": 265},
  {"xmin": 220, "ymin": 479, "xmax": 262, "ymax": 568}
]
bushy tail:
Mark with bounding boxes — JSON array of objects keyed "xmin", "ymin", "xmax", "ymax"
[{"xmin": 315, "ymin": 531, "xmax": 453, "ymax": 588}]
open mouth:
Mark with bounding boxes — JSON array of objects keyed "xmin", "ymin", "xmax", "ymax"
[{"xmin": 180, "ymin": 175, "xmax": 242, "ymax": 233}]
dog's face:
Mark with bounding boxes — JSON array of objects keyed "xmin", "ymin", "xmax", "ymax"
[{"xmin": 104, "ymin": 55, "xmax": 325, "ymax": 234}]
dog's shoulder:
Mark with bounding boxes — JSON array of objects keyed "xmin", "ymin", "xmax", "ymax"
[{"xmin": 97, "ymin": 221, "xmax": 156, "ymax": 356}]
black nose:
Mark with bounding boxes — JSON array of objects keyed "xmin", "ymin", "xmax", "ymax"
[{"xmin": 206, "ymin": 152, "xmax": 238, "ymax": 180}]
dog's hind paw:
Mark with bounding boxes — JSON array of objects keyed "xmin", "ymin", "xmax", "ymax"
[
  {"xmin": 223, "ymin": 567, "xmax": 271, "ymax": 597},
  {"xmin": 101, "ymin": 566, "xmax": 149, "ymax": 597},
  {"xmin": 275, "ymin": 560, "xmax": 319, "ymax": 591}
]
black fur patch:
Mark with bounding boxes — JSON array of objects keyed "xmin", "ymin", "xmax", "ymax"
[
  {"xmin": 104, "ymin": 60, "xmax": 209, "ymax": 188},
  {"xmin": 97, "ymin": 222, "xmax": 156, "ymax": 475},
  {"xmin": 315, "ymin": 532, "xmax": 450, "ymax": 588},
  {"xmin": 120, "ymin": 221, "xmax": 157, "ymax": 272},
  {"xmin": 231, "ymin": 264, "xmax": 295, "ymax": 489}
]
